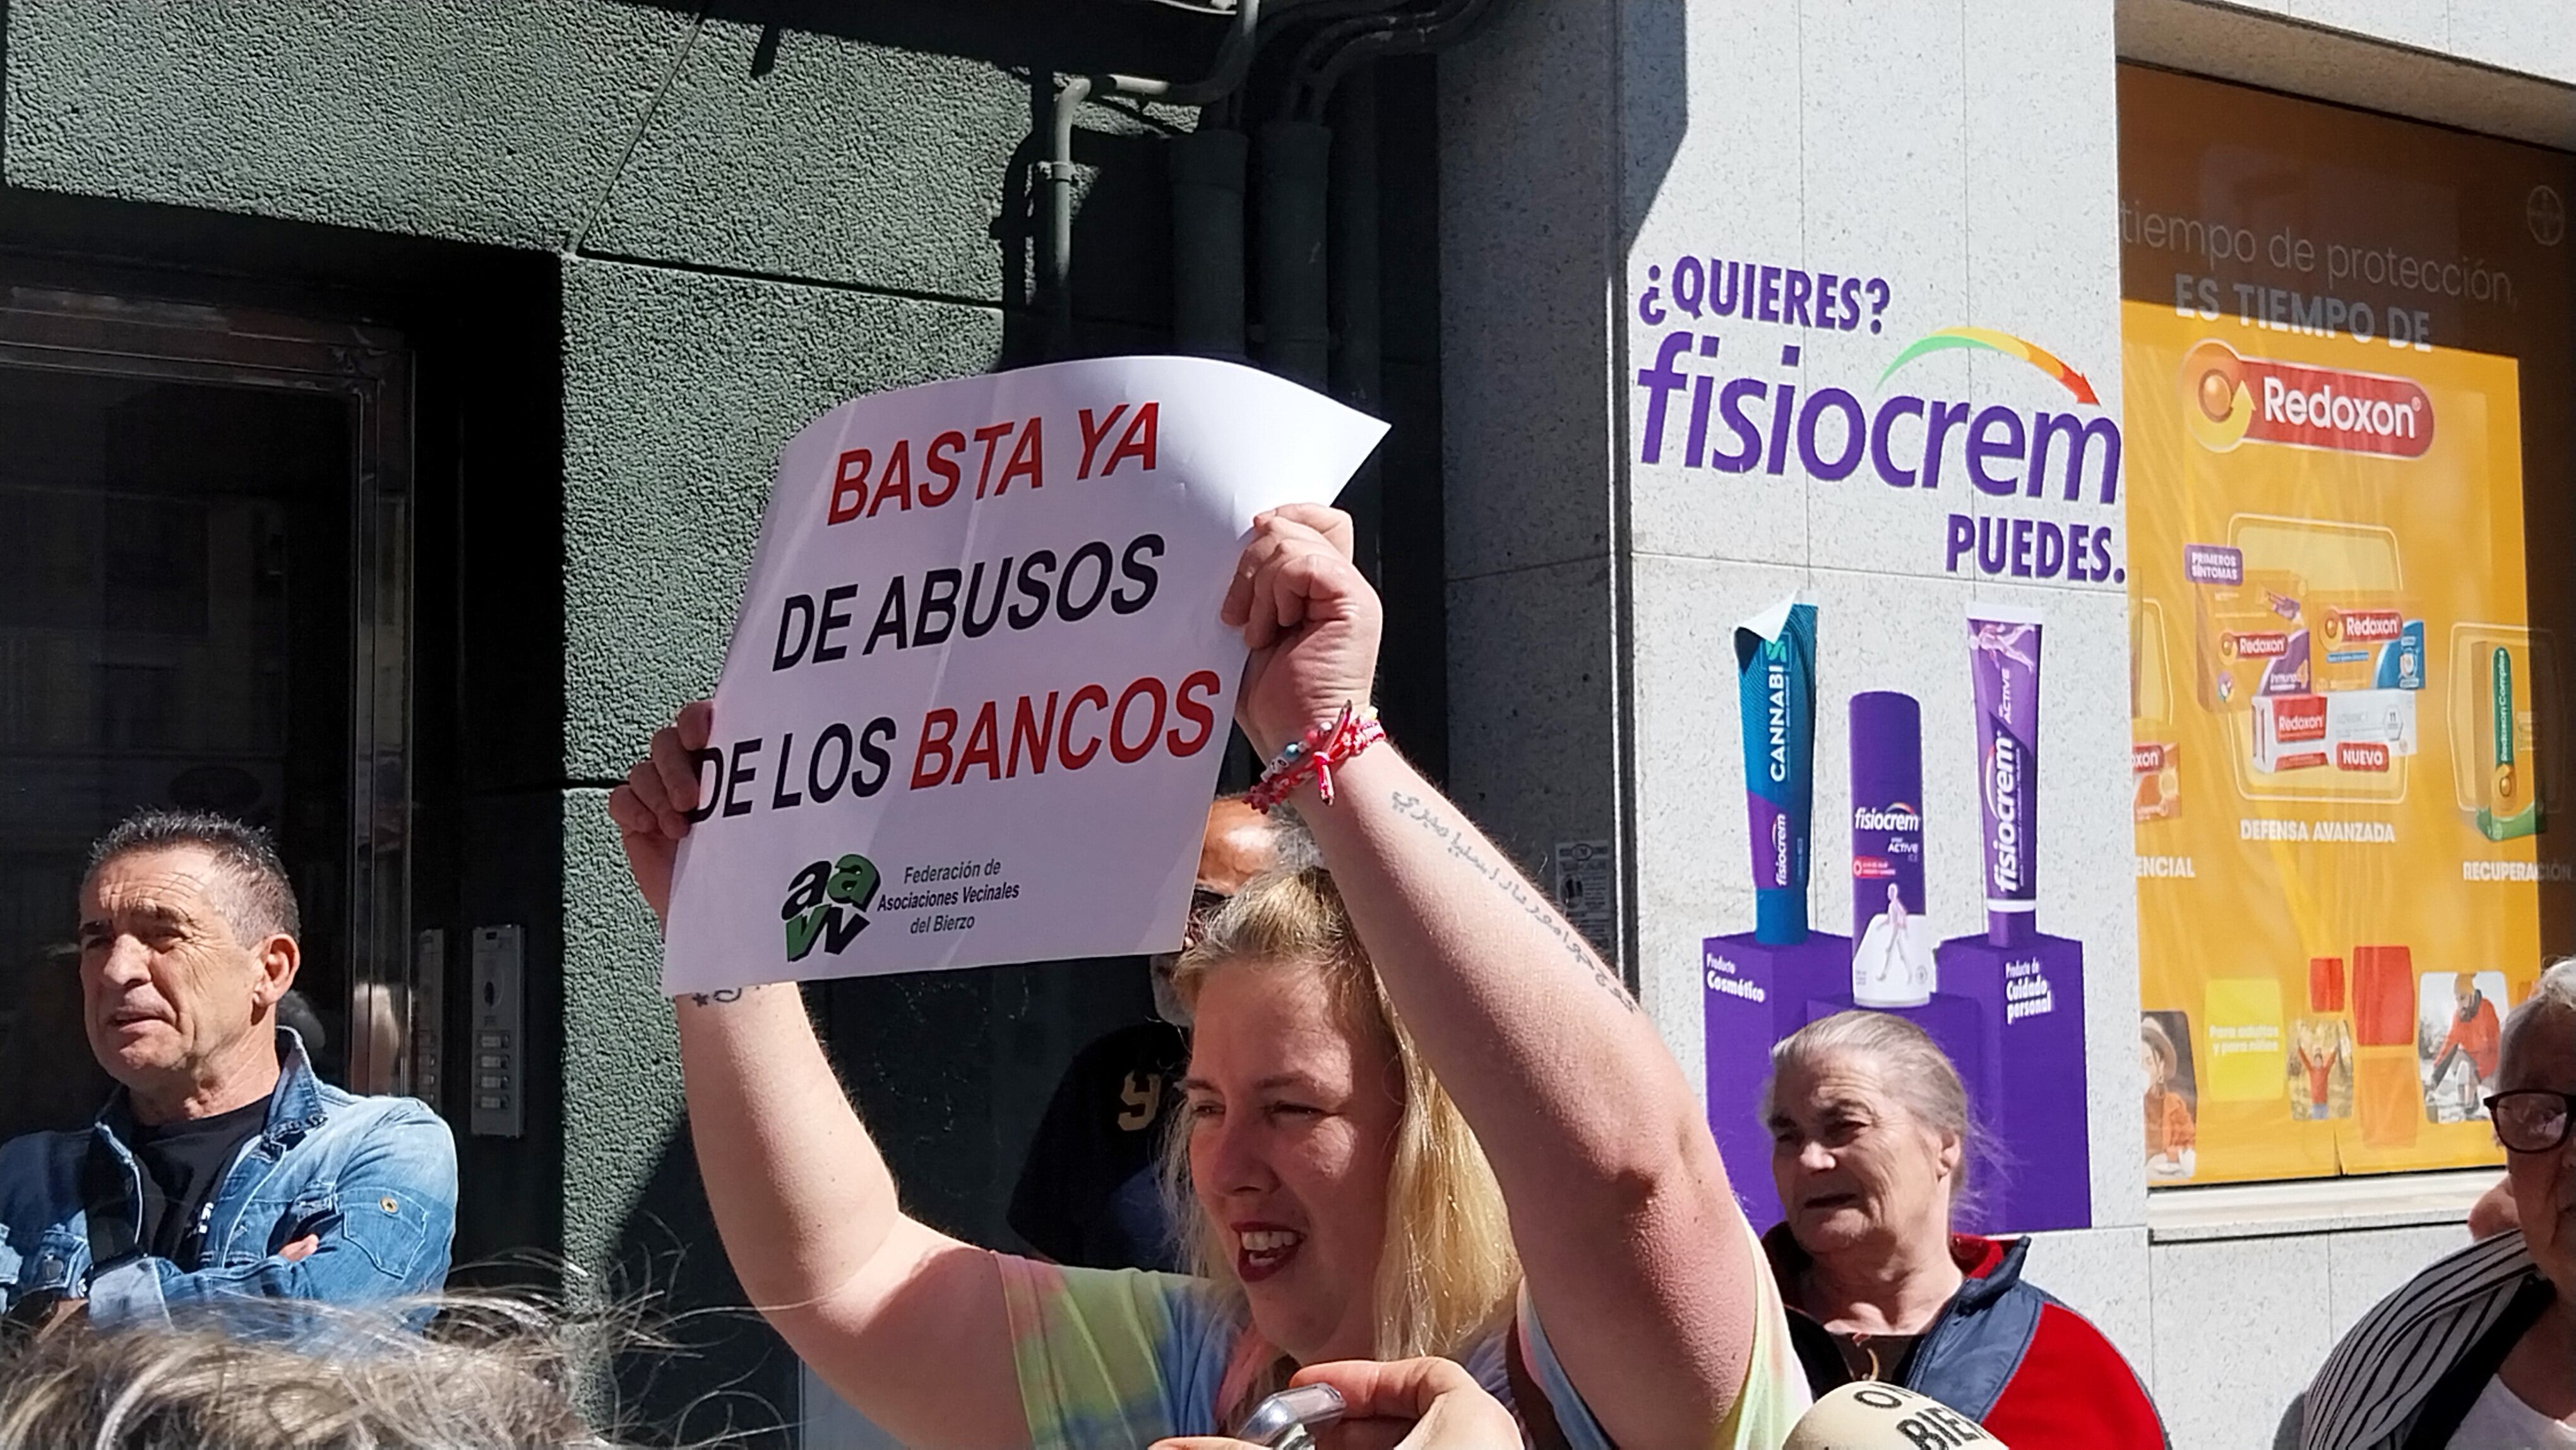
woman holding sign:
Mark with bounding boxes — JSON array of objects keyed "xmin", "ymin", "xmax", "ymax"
[{"xmin": 608, "ymin": 505, "xmax": 1807, "ymax": 1447}]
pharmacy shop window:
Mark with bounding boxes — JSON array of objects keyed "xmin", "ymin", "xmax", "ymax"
[{"xmin": 2121, "ymin": 65, "xmax": 2576, "ymax": 1190}]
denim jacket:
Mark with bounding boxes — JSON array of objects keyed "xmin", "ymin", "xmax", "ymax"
[{"xmin": 0, "ymin": 1029, "xmax": 456, "ymax": 1329}]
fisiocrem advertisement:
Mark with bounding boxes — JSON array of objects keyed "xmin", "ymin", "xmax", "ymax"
[
  {"xmin": 1699, "ymin": 596, "xmax": 2091, "ymax": 1234},
  {"xmin": 1632, "ymin": 248, "xmax": 2111, "ymax": 1234},
  {"xmin": 2121, "ymin": 66, "xmax": 2576, "ymax": 1183}
]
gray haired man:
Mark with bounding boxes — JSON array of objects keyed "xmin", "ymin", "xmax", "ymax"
[{"xmin": 0, "ymin": 811, "xmax": 455, "ymax": 1333}]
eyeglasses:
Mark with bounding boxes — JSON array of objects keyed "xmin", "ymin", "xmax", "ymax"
[{"xmin": 2484, "ymin": 1089, "xmax": 2576, "ymax": 1153}]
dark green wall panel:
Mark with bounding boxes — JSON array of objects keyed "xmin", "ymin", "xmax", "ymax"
[
  {"xmin": 558, "ymin": 255, "xmax": 1000, "ymax": 781},
  {"xmin": 5, "ymin": 0, "xmax": 695, "ymax": 248},
  {"xmin": 583, "ymin": 21, "xmax": 1029, "ymax": 303}
]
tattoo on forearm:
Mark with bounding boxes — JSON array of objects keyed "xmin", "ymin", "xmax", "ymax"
[
  {"xmin": 686, "ymin": 988, "xmax": 745, "ymax": 1007},
  {"xmin": 1388, "ymin": 791, "xmax": 1639, "ymax": 1014}
]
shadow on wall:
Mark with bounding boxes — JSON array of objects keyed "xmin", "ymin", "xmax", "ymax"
[
  {"xmin": 595, "ymin": 960, "xmax": 1154, "ymax": 1445},
  {"xmin": 593, "ymin": 1137, "xmax": 799, "ymax": 1447},
  {"xmin": 1624, "ymin": 0, "xmax": 1688, "ymax": 259},
  {"xmin": 814, "ymin": 957, "xmax": 1157, "ymax": 1252},
  {"xmin": 689, "ymin": 0, "xmax": 1225, "ymax": 75},
  {"xmin": 612, "ymin": 0, "xmax": 1214, "ymax": 367}
]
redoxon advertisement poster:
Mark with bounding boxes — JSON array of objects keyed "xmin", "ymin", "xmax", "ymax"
[
  {"xmin": 2121, "ymin": 66, "xmax": 2576, "ymax": 1183},
  {"xmin": 660, "ymin": 357, "xmax": 1381, "ymax": 996}
]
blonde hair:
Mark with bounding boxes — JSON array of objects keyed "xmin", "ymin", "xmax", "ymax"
[
  {"xmin": 0, "ymin": 1294, "xmax": 615, "ymax": 1449},
  {"xmin": 1162, "ymin": 866, "xmax": 1520, "ymax": 1410}
]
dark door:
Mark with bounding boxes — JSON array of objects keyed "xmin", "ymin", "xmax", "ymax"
[{"xmin": 0, "ymin": 287, "xmax": 415, "ymax": 1135}]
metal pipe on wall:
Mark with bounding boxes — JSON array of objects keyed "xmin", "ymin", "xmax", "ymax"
[
  {"xmin": 1170, "ymin": 127, "xmax": 1250, "ymax": 357},
  {"xmin": 1327, "ymin": 69, "xmax": 1381, "ymax": 574},
  {"xmin": 1043, "ymin": 75, "xmax": 1095, "ymax": 358},
  {"xmin": 1049, "ymin": 0, "xmax": 1490, "ymax": 392},
  {"xmin": 1291, "ymin": 0, "xmax": 1495, "ymax": 119},
  {"xmin": 1044, "ymin": 0, "xmax": 1268, "ymax": 357},
  {"xmin": 1255, "ymin": 119, "xmax": 1333, "ymax": 386}
]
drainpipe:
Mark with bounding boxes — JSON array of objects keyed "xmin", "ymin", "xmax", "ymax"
[
  {"xmin": 1256, "ymin": 119, "xmax": 1333, "ymax": 386},
  {"xmin": 1326, "ymin": 69, "xmax": 1380, "ymax": 572},
  {"xmin": 1171, "ymin": 128, "xmax": 1251, "ymax": 357},
  {"xmin": 1271, "ymin": 0, "xmax": 1496, "ymax": 385},
  {"xmin": 1255, "ymin": 6, "xmax": 1414, "ymax": 388},
  {"xmin": 1261, "ymin": 0, "xmax": 1483, "ymax": 386},
  {"xmin": 1044, "ymin": 75, "xmax": 1094, "ymax": 359},
  {"xmin": 1288, "ymin": 0, "xmax": 1496, "ymax": 119},
  {"xmin": 1326, "ymin": 69, "xmax": 1380, "ymax": 416},
  {"xmin": 1044, "ymin": 0, "xmax": 1268, "ymax": 357}
]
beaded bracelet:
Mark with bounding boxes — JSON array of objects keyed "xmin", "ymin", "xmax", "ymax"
[{"xmin": 1246, "ymin": 703, "xmax": 1385, "ymax": 813}]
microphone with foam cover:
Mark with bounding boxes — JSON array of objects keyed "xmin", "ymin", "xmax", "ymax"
[{"xmin": 1785, "ymin": 1382, "xmax": 2010, "ymax": 1449}]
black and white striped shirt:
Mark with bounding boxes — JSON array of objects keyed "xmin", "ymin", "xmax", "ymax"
[{"xmin": 2301, "ymin": 1229, "xmax": 2549, "ymax": 1449}]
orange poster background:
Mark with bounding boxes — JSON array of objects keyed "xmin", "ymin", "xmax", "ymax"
[{"xmin": 2120, "ymin": 67, "xmax": 2576, "ymax": 1184}]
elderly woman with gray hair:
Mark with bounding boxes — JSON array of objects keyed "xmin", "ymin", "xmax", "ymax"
[
  {"xmin": 1761, "ymin": 1010, "xmax": 2166, "ymax": 1446},
  {"xmin": 2303, "ymin": 958, "xmax": 2576, "ymax": 1447}
]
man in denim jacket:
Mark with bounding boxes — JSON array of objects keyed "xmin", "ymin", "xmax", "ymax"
[{"xmin": 0, "ymin": 811, "xmax": 455, "ymax": 1331}]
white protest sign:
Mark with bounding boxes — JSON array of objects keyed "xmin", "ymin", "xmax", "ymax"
[{"xmin": 660, "ymin": 356, "xmax": 1386, "ymax": 995}]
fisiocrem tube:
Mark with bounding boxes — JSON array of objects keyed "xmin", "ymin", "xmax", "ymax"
[
  {"xmin": 1851, "ymin": 691, "xmax": 1933, "ymax": 1007},
  {"xmin": 1968, "ymin": 603, "xmax": 2044, "ymax": 947},
  {"xmin": 1736, "ymin": 599, "xmax": 1818, "ymax": 944}
]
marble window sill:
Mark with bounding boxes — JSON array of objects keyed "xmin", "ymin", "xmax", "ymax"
[{"xmin": 2145, "ymin": 1168, "xmax": 2498, "ymax": 1243}]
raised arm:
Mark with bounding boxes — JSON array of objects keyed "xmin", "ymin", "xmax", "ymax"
[
  {"xmin": 1226, "ymin": 509, "xmax": 1760, "ymax": 1445},
  {"xmin": 609, "ymin": 709, "xmax": 1025, "ymax": 1450}
]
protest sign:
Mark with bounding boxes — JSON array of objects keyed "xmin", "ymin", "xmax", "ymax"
[{"xmin": 660, "ymin": 356, "xmax": 1386, "ymax": 996}]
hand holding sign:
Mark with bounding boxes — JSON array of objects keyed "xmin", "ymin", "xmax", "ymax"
[
  {"xmin": 648, "ymin": 357, "xmax": 1384, "ymax": 995},
  {"xmin": 609, "ymin": 698, "xmax": 713, "ymax": 928},
  {"xmin": 1224, "ymin": 503, "xmax": 1380, "ymax": 757}
]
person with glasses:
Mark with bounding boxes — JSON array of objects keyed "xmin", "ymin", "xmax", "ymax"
[
  {"xmin": 2302, "ymin": 957, "xmax": 2576, "ymax": 1447},
  {"xmin": 1006, "ymin": 798, "xmax": 1288, "ymax": 1271}
]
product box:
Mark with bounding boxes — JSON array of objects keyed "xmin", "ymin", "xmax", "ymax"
[
  {"xmin": 2309, "ymin": 956, "xmax": 2346, "ymax": 1014},
  {"xmin": 2356, "ymin": 1047, "xmax": 2422, "ymax": 1149},
  {"xmin": 2327, "ymin": 688, "xmax": 2419, "ymax": 764},
  {"xmin": 2195, "ymin": 566, "xmax": 2311, "ymax": 710},
  {"xmin": 2351, "ymin": 944, "xmax": 2416, "ymax": 1046},
  {"xmin": 2450, "ymin": 632, "xmax": 2548, "ymax": 841},
  {"xmin": 2309, "ymin": 590, "xmax": 2424, "ymax": 693},
  {"xmin": 2133, "ymin": 740, "xmax": 2181, "ymax": 820},
  {"xmin": 1702, "ymin": 932, "xmax": 1849, "ymax": 1230},
  {"xmin": 2251, "ymin": 693, "xmax": 2330, "ymax": 772},
  {"xmin": 1919, "ymin": 930, "xmax": 2092, "ymax": 1233}
]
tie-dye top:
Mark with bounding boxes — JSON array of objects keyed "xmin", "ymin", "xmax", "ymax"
[{"xmin": 1000, "ymin": 1225, "xmax": 1811, "ymax": 1447}]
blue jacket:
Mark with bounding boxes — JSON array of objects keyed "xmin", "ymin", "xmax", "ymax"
[
  {"xmin": 1767, "ymin": 1225, "xmax": 2168, "ymax": 1447},
  {"xmin": 0, "ymin": 1029, "xmax": 456, "ymax": 1329}
]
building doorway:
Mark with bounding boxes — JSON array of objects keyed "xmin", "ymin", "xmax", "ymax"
[{"xmin": 0, "ymin": 285, "xmax": 416, "ymax": 1134}]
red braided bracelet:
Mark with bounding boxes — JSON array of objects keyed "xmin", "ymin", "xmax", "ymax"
[{"xmin": 1247, "ymin": 704, "xmax": 1385, "ymax": 812}]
